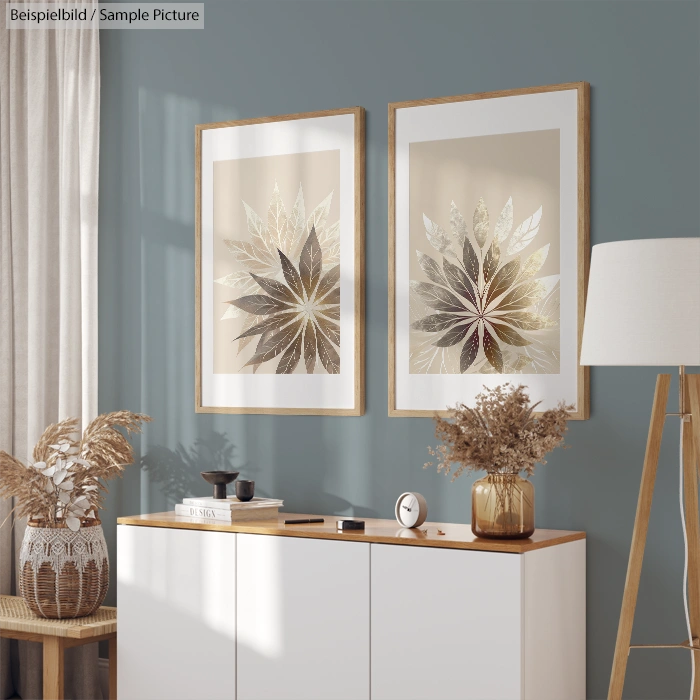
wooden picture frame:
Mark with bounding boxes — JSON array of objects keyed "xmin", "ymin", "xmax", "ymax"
[
  {"xmin": 388, "ymin": 83, "xmax": 590, "ymax": 419},
  {"xmin": 195, "ymin": 107, "xmax": 365, "ymax": 415}
]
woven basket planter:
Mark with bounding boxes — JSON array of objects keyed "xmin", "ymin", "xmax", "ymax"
[{"xmin": 19, "ymin": 518, "xmax": 109, "ymax": 619}]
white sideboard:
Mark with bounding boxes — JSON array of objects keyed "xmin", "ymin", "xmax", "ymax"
[{"xmin": 117, "ymin": 513, "xmax": 585, "ymax": 700}]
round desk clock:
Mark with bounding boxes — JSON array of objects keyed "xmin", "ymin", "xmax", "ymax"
[{"xmin": 395, "ymin": 492, "xmax": 428, "ymax": 528}]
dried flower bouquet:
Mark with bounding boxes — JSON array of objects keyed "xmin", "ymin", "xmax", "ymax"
[
  {"xmin": 0, "ymin": 411, "xmax": 151, "ymax": 531},
  {"xmin": 426, "ymin": 383, "xmax": 572, "ymax": 479}
]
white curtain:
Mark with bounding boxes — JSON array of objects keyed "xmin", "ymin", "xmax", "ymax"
[{"xmin": 0, "ymin": 2, "xmax": 100, "ymax": 697}]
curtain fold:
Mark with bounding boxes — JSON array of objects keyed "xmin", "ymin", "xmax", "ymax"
[{"xmin": 0, "ymin": 2, "xmax": 100, "ymax": 697}]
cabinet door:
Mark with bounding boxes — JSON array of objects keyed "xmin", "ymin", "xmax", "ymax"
[
  {"xmin": 117, "ymin": 525, "xmax": 236, "ymax": 700},
  {"xmin": 236, "ymin": 534, "xmax": 370, "ymax": 700},
  {"xmin": 371, "ymin": 544, "xmax": 522, "ymax": 700}
]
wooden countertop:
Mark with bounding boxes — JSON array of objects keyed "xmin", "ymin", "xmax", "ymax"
[{"xmin": 117, "ymin": 511, "xmax": 585, "ymax": 554}]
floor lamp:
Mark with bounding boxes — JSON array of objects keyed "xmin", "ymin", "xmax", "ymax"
[{"xmin": 580, "ymin": 238, "xmax": 700, "ymax": 699}]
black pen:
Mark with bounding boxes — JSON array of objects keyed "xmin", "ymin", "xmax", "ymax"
[{"xmin": 284, "ymin": 518, "xmax": 325, "ymax": 525}]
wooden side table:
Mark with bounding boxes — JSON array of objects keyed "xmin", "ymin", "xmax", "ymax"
[{"xmin": 0, "ymin": 595, "xmax": 117, "ymax": 700}]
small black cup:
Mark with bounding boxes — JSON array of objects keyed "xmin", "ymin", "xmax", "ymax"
[{"xmin": 235, "ymin": 480, "xmax": 255, "ymax": 502}]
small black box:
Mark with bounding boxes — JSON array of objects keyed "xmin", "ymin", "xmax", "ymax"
[{"xmin": 336, "ymin": 519, "xmax": 365, "ymax": 531}]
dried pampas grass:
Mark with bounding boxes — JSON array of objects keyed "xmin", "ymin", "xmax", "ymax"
[
  {"xmin": 0, "ymin": 411, "xmax": 151, "ymax": 530},
  {"xmin": 426, "ymin": 383, "xmax": 572, "ymax": 480}
]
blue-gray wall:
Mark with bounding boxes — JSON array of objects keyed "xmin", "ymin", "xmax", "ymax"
[{"xmin": 99, "ymin": 2, "xmax": 700, "ymax": 697}]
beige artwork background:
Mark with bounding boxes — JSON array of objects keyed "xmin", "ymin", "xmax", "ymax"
[
  {"xmin": 213, "ymin": 149, "xmax": 340, "ymax": 374},
  {"xmin": 409, "ymin": 129, "xmax": 560, "ymax": 374}
]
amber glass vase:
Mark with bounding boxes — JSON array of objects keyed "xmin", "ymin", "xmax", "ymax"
[{"xmin": 471, "ymin": 473, "xmax": 535, "ymax": 539}]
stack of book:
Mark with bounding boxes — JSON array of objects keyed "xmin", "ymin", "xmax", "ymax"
[{"xmin": 175, "ymin": 496, "xmax": 283, "ymax": 522}]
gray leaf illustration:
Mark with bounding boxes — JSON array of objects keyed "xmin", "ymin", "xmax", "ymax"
[
  {"xmin": 250, "ymin": 273, "xmax": 298, "ymax": 305},
  {"xmin": 319, "ymin": 288, "xmax": 340, "ymax": 306},
  {"xmin": 315, "ymin": 265, "xmax": 340, "ymax": 303},
  {"xmin": 483, "ymin": 239, "xmax": 501, "ymax": 286},
  {"xmin": 483, "ymin": 325, "xmax": 504, "ymax": 372},
  {"xmin": 228, "ymin": 294, "xmax": 293, "ymax": 316},
  {"xmin": 299, "ymin": 226, "xmax": 322, "ymax": 297},
  {"xmin": 317, "ymin": 331, "xmax": 340, "ymax": 374},
  {"xmin": 416, "ymin": 251, "xmax": 449, "ymax": 287},
  {"xmin": 484, "ymin": 259, "xmax": 520, "ymax": 310},
  {"xmin": 237, "ymin": 313, "xmax": 263, "ymax": 354},
  {"xmin": 433, "ymin": 322, "xmax": 474, "ymax": 348},
  {"xmin": 278, "ymin": 249, "xmax": 305, "ymax": 300},
  {"xmin": 235, "ymin": 311, "xmax": 300, "ymax": 341},
  {"xmin": 276, "ymin": 330, "xmax": 303, "ymax": 374},
  {"xmin": 460, "ymin": 327, "xmax": 480, "ymax": 373},
  {"xmin": 320, "ymin": 305, "xmax": 340, "ymax": 321},
  {"xmin": 462, "ymin": 237, "xmax": 480, "ymax": 288},
  {"xmin": 304, "ymin": 319, "xmax": 316, "ymax": 374},
  {"xmin": 487, "ymin": 321, "xmax": 532, "ymax": 347},
  {"xmin": 245, "ymin": 318, "xmax": 304, "ymax": 367},
  {"xmin": 443, "ymin": 259, "xmax": 478, "ymax": 310},
  {"xmin": 411, "ymin": 313, "xmax": 465, "ymax": 333},
  {"xmin": 410, "ymin": 281, "xmax": 466, "ymax": 313},
  {"xmin": 316, "ymin": 315, "xmax": 340, "ymax": 347}
]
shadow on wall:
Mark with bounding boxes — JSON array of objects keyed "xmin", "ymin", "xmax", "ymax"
[
  {"xmin": 140, "ymin": 431, "xmax": 248, "ymax": 501},
  {"xmin": 139, "ymin": 428, "xmax": 379, "ymax": 519}
]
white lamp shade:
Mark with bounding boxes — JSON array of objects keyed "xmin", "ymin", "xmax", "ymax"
[{"xmin": 580, "ymin": 238, "xmax": 700, "ymax": 366}]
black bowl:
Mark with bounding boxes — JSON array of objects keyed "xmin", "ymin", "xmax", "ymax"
[{"xmin": 200, "ymin": 471, "xmax": 239, "ymax": 500}]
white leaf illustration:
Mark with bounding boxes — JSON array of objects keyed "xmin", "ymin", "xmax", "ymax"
[
  {"xmin": 494, "ymin": 197, "xmax": 513, "ymax": 243},
  {"xmin": 288, "ymin": 183, "xmax": 306, "ymax": 254},
  {"xmin": 53, "ymin": 469, "xmax": 68, "ymax": 485},
  {"xmin": 423, "ymin": 214, "xmax": 454, "ymax": 256},
  {"xmin": 507, "ymin": 206, "xmax": 542, "ymax": 256},
  {"xmin": 306, "ymin": 192, "xmax": 333, "ymax": 239},
  {"xmin": 58, "ymin": 481, "xmax": 74, "ymax": 491},
  {"xmin": 267, "ymin": 181, "xmax": 288, "ymax": 252},
  {"xmin": 243, "ymin": 201, "xmax": 273, "ymax": 256},
  {"xmin": 224, "ymin": 239, "xmax": 275, "ymax": 272},
  {"xmin": 66, "ymin": 517, "xmax": 81, "ymax": 532},
  {"xmin": 59, "ymin": 490, "xmax": 71, "ymax": 504},
  {"xmin": 33, "ymin": 461, "xmax": 46, "ymax": 471},
  {"xmin": 473, "ymin": 197, "xmax": 489, "ymax": 248},
  {"xmin": 449, "ymin": 202, "xmax": 468, "ymax": 247},
  {"xmin": 317, "ymin": 220, "xmax": 339, "ymax": 252},
  {"xmin": 41, "ymin": 466, "xmax": 56, "ymax": 477}
]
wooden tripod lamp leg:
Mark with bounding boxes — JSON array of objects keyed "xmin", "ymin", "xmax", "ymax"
[
  {"xmin": 608, "ymin": 374, "xmax": 671, "ymax": 700},
  {"xmin": 682, "ymin": 373, "xmax": 700, "ymax": 699},
  {"xmin": 688, "ymin": 375, "xmax": 700, "ymax": 490}
]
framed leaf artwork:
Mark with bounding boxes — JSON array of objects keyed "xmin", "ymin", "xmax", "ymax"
[
  {"xmin": 195, "ymin": 107, "xmax": 365, "ymax": 415},
  {"xmin": 388, "ymin": 83, "xmax": 589, "ymax": 419}
]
